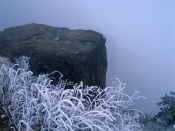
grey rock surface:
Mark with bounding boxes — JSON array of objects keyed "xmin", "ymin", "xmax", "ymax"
[{"xmin": 0, "ymin": 23, "xmax": 107, "ymax": 88}]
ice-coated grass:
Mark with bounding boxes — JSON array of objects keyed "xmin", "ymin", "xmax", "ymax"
[{"xmin": 0, "ymin": 56, "xmax": 145, "ymax": 131}]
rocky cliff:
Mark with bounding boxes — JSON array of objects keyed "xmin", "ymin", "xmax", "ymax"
[{"xmin": 0, "ymin": 23, "xmax": 107, "ymax": 88}]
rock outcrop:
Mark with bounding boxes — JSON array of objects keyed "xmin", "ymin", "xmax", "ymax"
[{"xmin": 0, "ymin": 23, "xmax": 107, "ymax": 88}]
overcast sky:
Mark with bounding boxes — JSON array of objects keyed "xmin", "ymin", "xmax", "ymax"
[{"xmin": 0, "ymin": 0, "xmax": 175, "ymax": 113}]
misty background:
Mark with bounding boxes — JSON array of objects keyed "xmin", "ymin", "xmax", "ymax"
[{"xmin": 0, "ymin": 0, "xmax": 175, "ymax": 114}]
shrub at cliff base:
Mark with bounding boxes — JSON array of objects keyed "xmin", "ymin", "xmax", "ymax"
[{"xmin": 0, "ymin": 56, "xmax": 145, "ymax": 131}]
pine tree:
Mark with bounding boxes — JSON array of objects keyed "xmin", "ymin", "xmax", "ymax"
[{"xmin": 155, "ymin": 91, "xmax": 175, "ymax": 126}]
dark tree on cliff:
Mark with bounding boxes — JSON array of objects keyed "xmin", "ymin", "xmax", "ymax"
[{"xmin": 154, "ymin": 91, "xmax": 175, "ymax": 126}]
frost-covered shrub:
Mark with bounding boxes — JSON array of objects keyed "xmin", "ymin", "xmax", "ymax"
[
  {"xmin": 0, "ymin": 56, "xmax": 145, "ymax": 131},
  {"xmin": 0, "ymin": 56, "xmax": 11, "ymax": 67}
]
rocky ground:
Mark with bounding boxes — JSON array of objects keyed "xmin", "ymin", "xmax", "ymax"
[{"xmin": 0, "ymin": 106, "xmax": 11, "ymax": 131}]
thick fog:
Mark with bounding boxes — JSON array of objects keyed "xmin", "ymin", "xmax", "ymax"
[{"xmin": 0, "ymin": 0, "xmax": 175, "ymax": 113}]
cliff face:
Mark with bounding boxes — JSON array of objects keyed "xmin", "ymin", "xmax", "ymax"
[{"xmin": 0, "ymin": 23, "xmax": 107, "ymax": 88}]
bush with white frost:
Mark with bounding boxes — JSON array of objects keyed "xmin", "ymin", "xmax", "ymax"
[{"xmin": 0, "ymin": 56, "xmax": 145, "ymax": 131}]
